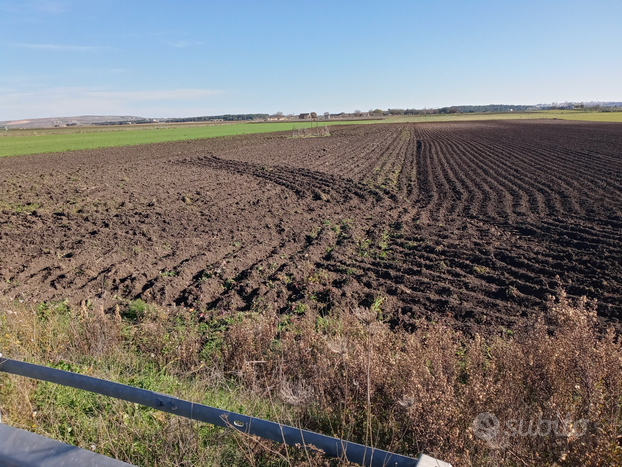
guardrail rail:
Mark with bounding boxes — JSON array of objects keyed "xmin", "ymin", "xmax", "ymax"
[{"xmin": 0, "ymin": 357, "xmax": 451, "ymax": 467}]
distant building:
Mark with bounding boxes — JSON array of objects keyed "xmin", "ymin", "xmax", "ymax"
[{"xmin": 299, "ymin": 112, "xmax": 317, "ymax": 120}]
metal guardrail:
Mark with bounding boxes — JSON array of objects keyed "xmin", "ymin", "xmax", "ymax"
[
  {"xmin": 0, "ymin": 358, "xmax": 451, "ymax": 467},
  {"xmin": 0, "ymin": 423, "xmax": 134, "ymax": 467}
]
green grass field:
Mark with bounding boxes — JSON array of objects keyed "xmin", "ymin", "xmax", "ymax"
[
  {"xmin": 0, "ymin": 121, "xmax": 348, "ymax": 158},
  {"xmin": 1, "ymin": 110, "xmax": 621, "ymax": 158}
]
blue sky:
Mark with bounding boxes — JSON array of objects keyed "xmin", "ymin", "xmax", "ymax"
[{"xmin": 1, "ymin": 0, "xmax": 621, "ymax": 120}]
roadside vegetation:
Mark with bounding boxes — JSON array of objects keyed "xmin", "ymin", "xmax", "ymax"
[
  {"xmin": 1, "ymin": 292, "xmax": 621, "ymax": 466},
  {"xmin": 2, "ymin": 110, "xmax": 622, "ymax": 158}
]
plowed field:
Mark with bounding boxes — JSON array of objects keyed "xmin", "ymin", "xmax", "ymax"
[{"xmin": 2, "ymin": 120, "xmax": 621, "ymax": 332}]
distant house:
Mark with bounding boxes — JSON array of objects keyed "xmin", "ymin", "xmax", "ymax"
[
  {"xmin": 267, "ymin": 115, "xmax": 287, "ymax": 121},
  {"xmin": 299, "ymin": 112, "xmax": 317, "ymax": 120}
]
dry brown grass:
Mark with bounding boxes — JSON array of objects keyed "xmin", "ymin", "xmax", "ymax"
[
  {"xmin": 219, "ymin": 292, "xmax": 622, "ymax": 466},
  {"xmin": 1, "ymin": 292, "xmax": 621, "ymax": 466}
]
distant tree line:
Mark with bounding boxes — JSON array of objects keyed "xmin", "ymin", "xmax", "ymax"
[
  {"xmin": 383, "ymin": 103, "xmax": 622, "ymax": 115},
  {"xmin": 94, "ymin": 119, "xmax": 156, "ymax": 126},
  {"xmin": 384, "ymin": 105, "xmax": 534, "ymax": 116},
  {"xmin": 90, "ymin": 103, "xmax": 622, "ymax": 129},
  {"xmin": 540, "ymin": 102, "xmax": 622, "ymax": 111},
  {"xmin": 165, "ymin": 114, "xmax": 269, "ymax": 123},
  {"xmin": 447, "ymin": 104, "xmax": 533, "ymax": 113},
  {"xmin": 323, "ymin": 103, "xmax": 621, "ymax": 117}
]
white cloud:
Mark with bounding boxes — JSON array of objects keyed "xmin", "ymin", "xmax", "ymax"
[
  {"xmin": 85, "ymin": 89, "xmax": 220, "ymax": 101},
  {"xmin": 0, "ymin": 87, "xmax": 224, "ymax": 120},
  {"xmin": 34, "ymin": 0, "xmax": 68, "ymax": 13},
  {"xmin": 1, "ymin": 0, "xmax": 68, "ymax": 14},
  {"xmin": 162, "ymin": 40, "xmax": 204, "ymax": 48},
  {"xmin": 14, "ymin": 43, "xmax": 115, "ymax": 51}
]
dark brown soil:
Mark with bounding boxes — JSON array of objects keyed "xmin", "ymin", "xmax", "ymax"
[{"xmin": 1, "ymin": 120, "xmax": 621, "ymax": 332}]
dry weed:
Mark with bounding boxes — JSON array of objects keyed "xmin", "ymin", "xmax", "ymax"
[{"xmin": 1, "ymin": 292, "xmax": 620, "ymax": 466}]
